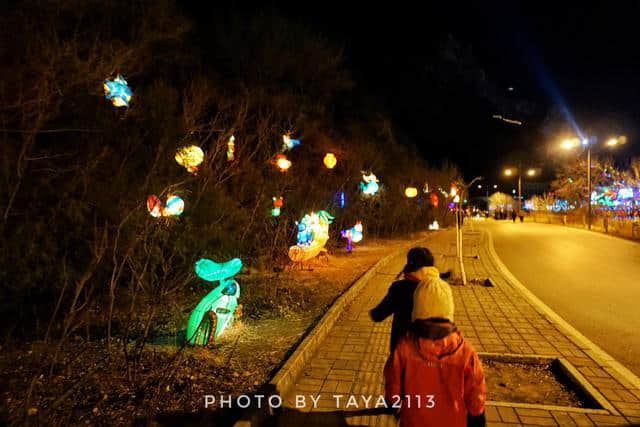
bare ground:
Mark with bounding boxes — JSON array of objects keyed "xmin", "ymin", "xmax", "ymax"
[{"xmin": 0, "ymin": 236, "xmax": 416, "ymax": 426}]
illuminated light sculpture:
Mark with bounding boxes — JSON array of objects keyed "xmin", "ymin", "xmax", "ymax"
[
  {"xmin": 147, "ymin": 195, "xmax": 163, "ymax": 218},
  {"xmin": 360, "ymin": 173, "xmax": 380, "ymax": 195},
  {"xmin": 187, "ymin": 257, "xmax": 243, "ymax": 346},
  {"xmin": 104, "ymin": 75, "xmax": 132, "ymax": 107},
  {"xmin": 428, "ymin": 221, "xmax": 439, "ymax": 230},
  {"xmin": 227, "ymin": 135, "xmax": 235, "ymax": 161},
  {"xmin": 282, "ymin": 134, "xmax": 300, "ymax": 151},
  {"xmin": 429, "ymin": 192, "xmax": 439, "ymax": 207},
  {"xmin": 338, "ymin": 191, "xmax": 345, "ymax": 208},
  {"xmin": 175, "ymin": 145, "xmax": 204, "ymax": 174},
  {"xmin": 288, "ymin": 210, "xmax": 334, "ymax": 263},
  {"xmin": 341, "ymin": 221, "xmax": 363, "ymax": 251},
  {"xmin": 405, "ymin": 187, "xmax": 418, "ymax": 198},
  {"xmin": 272, "ymin": 196, "xmax": 283, "ymax": 217},
  {"xmin": 323, "ymin": 153, "xmax": 337, "ymax": 169},
  {"xmin": 164, "ymin": 195, "xmax": 185, "ymax": 216},
  {"xmin": 275, "ymin": 154, "xmax": 292, "ymax": 172}
]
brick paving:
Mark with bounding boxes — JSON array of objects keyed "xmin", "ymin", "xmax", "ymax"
[{"xmin": 267, "ymin": 227, "xmax": 640, "ymax": 426}]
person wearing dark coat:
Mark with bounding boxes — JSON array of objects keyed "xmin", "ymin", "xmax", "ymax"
[{"xmin": 369, "ymin": 247, "xmax": 450, "ymax": 353}]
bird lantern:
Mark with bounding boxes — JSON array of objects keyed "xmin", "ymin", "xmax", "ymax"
[
  {"xmin": 405, "ymin": 187, "xmax": 418, "ymax": 198},
  {"xmin": 360, "ymin": 173, "xmax": 380, "ymax": 195},
  {"xmin": 227, "ymin": 135, "xmax": 235, "ymax": 161},
  {"xmin": 429, "ymin": 192, "xmax": 439, "ymax": 207},
  {"xmin": 272, "ymin": 196, "xmax": 283, "ymax": 217},
  {"xmin": 323, "ymin": 153, "xmax": 337, "ymax": 169},
  {"xmin": 282, "ymin": 134, "xmax": 300, "ymax": 151},
  {"xmin": 275, "ymin": 154, "xmax": 292, "ymax": 172},
  {"xmin": 104, "ymin": 75, "xmax": 132, "ymax": 107},
  {"xmin": 175, "ymin": 145, "xmax": 204, "ymax": 174}
]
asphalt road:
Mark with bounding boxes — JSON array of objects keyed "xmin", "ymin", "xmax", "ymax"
[{"xmin": 476, "ymin": 218, "xmax": 640, "ymax": 377}]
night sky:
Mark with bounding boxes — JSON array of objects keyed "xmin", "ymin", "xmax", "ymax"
[{"xmin": 193, "ymin": 2, "xmax": 640, "ymax": 187}]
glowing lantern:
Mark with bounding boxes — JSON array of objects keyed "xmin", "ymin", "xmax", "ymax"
[
  {"xmin": 275, "ymin": 154, "xmax": 292, "ymax": 172},
  {"xmin": 450, "ymin": 184, "xmax": 458, "ymax": 197},
  {"xmin": 405, "ymin": 187, "xmax": 418, "ymax": 198},
  {"xmin": 175, "ymin": 145, "xmax": 204, "ymax": 174},
  {"xmin": 429, "ymin": 221, "xmax": 439, "ymax": 230},
  {"xmin": 227, "ymin": 135, "xmax": 235, "ymax": 161},
  {"xmin": 165, "ymin": 195, "xmax": 184, "ymax": 216},
  {"xmin": 282, "ymin": 134, "xmax": 300, "ymax": 151},
  {"xmin": 360, "ymin": 173, "xmax": 380, "ymax": 195},
  {"xmin": 338, "ymin": 191, "xmax": 345, "ymax": 208},
  {"xmin": 453, "ymin": 194, "xmax": 460, "ymax": 204},
  {"xmin": 104, "ymin": 75, "xmax": 132, "ymax": 107},
  {"xmin": 341, "ymin": 221, "xmax": 363, "ymax": 251},
  {"xmin": 288, "ymin": 210, "xmax": 334, "ymax": 262},
  {"xmin": 272, "ymin": 196, "xmax": 283, "ymax": 217},
  {"xmin": 187, "ymin": 258, "xmax": 243, "ymax": 346},
  {"xmin": 323, "ymin": 153, "xmax": 337, "ymax": 169},
  {"xmin": 147, "ymin": 195, "xmax": 163, "ymax": 218},
  {"xmin": 429, "ymin": 192, "xmax": 439, "ymax": 207}
]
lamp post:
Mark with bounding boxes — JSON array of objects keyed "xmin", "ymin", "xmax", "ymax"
[{"xmin": 503, "ymin": 166, "xmax": 538, "ymax": 212}]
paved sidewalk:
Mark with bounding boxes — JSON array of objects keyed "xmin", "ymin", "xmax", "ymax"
[{"xmin": 268, "ymin": 228, "xmax": 640, "ymax": 426}]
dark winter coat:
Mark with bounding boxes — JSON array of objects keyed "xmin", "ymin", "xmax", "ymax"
[{"xmin": 370, "ymin": 278, "xmax": 420, "ymax": 353}]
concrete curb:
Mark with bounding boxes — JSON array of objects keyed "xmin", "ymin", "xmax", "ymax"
[
  {"xmin": 482, "ymin": 229, "xmax": 640, "ymax": 394},
  {"xmin": 233, "ymin": 236, "xmax": 431, "ymax": 426}
]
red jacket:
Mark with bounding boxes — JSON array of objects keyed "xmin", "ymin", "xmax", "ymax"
[{"xmin": 384, "ymin": 322, "xmax": 486, "ymax": 427}]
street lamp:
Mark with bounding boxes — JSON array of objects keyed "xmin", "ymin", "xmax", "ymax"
[
  {"xmin": 503, "ymin": 166, "xmax": 538, "ymax": 212},
  {"xmin": 560, "ymin": 135, "xmax": 626, "ymax": 230}
]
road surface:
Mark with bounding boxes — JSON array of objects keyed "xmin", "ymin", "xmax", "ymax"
[{"xmin": 476, "ymin": 218, "xmax": 640, "ymax": 376}]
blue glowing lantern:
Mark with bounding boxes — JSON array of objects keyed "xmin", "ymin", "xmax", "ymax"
[
  {"xmin": 164, "ymin": 195, "xmax": 184, "ymax": 216},
  {"xmin": 104, "ymin": 75, "xmax": 133, "ymax": 107}
]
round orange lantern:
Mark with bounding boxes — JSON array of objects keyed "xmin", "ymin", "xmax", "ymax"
[
  {"xmin": 405, "ymin": 187, "xmax": 418, "ymax": 198},
  {"xmin": 323, "ymin": 153, "xmax": 337, "ymax": 169}
]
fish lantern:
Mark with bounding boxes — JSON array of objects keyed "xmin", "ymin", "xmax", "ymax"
[
  {"xmin": 187, "ymin": 257, "xmax": 243, "ymax": 345},
  {"xmin": 360, "ymin": 173, "xmax": 380, "ymax": 195},
  {"xmin": 429, "ymin": 220, "xmax": 439, "ymax": 230},
  {"xmin": 323, "ymin": 153, "xmax": 337, "ymax": 169},
  {"xmin": 227, "ymin": 135, "xmax": 235, "ymax": 161},
  {"xmin": 147, "ymin": 195, "xmax": 163, "ymax": 218},
  {"xmin": 175, "ymin": 145, "xmax": 204, "ymax": 174},
  {"xmin": 429, "ymin": 192, "xmax": 439, "ymax": 207},
  {"xmin": 275, "ymin": 154, "xmax": 292, "ymax": 172},
  {"xmin": 272, "ymin": 196, "xmax": 283, "ymax": 217},
  {"xmin": 104, "ymin": 75, "xmax": 132, "ymax": 107},
  {"xmin": 164, "ymin": 195, "xmax": 185, "ymax": 216},
  {"xmin": 405, "ymin": 187, "xmax": 418, "ymax": 198},
  {"xmin": 282, "ymin": 134, "xmax": 300, "ymax": 151}
]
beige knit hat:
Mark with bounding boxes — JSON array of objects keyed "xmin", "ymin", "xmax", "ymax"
[{"xmin": 412, "ymin": 277, "xmax": 454, "ymax": 322}]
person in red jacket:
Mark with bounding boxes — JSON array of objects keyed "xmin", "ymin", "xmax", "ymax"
[{"xmin": 384, "ymin": 274, "xmax": 486, "ymax": 427}]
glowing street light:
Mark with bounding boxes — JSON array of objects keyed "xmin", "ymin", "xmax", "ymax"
[
  {"xmin": 559, "ymin": 134, "xmax": 628, "ymax": 229},
  {"xmin": 477, "ymin": 184, "xmax": 482, "ymax": 189},
  {"xmin": 503, "ymin": 166, "xmax": 538, "ymax": 212},
  {"xmin": 493, "ymin": 184, "xmax": 497, "ymax": 189}
]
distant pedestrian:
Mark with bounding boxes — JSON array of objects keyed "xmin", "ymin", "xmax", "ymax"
[
  {"xmin": 370, "ymin": 247, "xmax": 450, "ymax": 353},
  {"xmin": 511, "ymin": 210, "xmax": 517, "ymax": 223},
  {"xmin": 384, "ymin": 273, "xmax": 486, "ymax": 427},
  {"xmin": 519, "ymin": 212, "xmax": 524, "ymax": 223}
]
